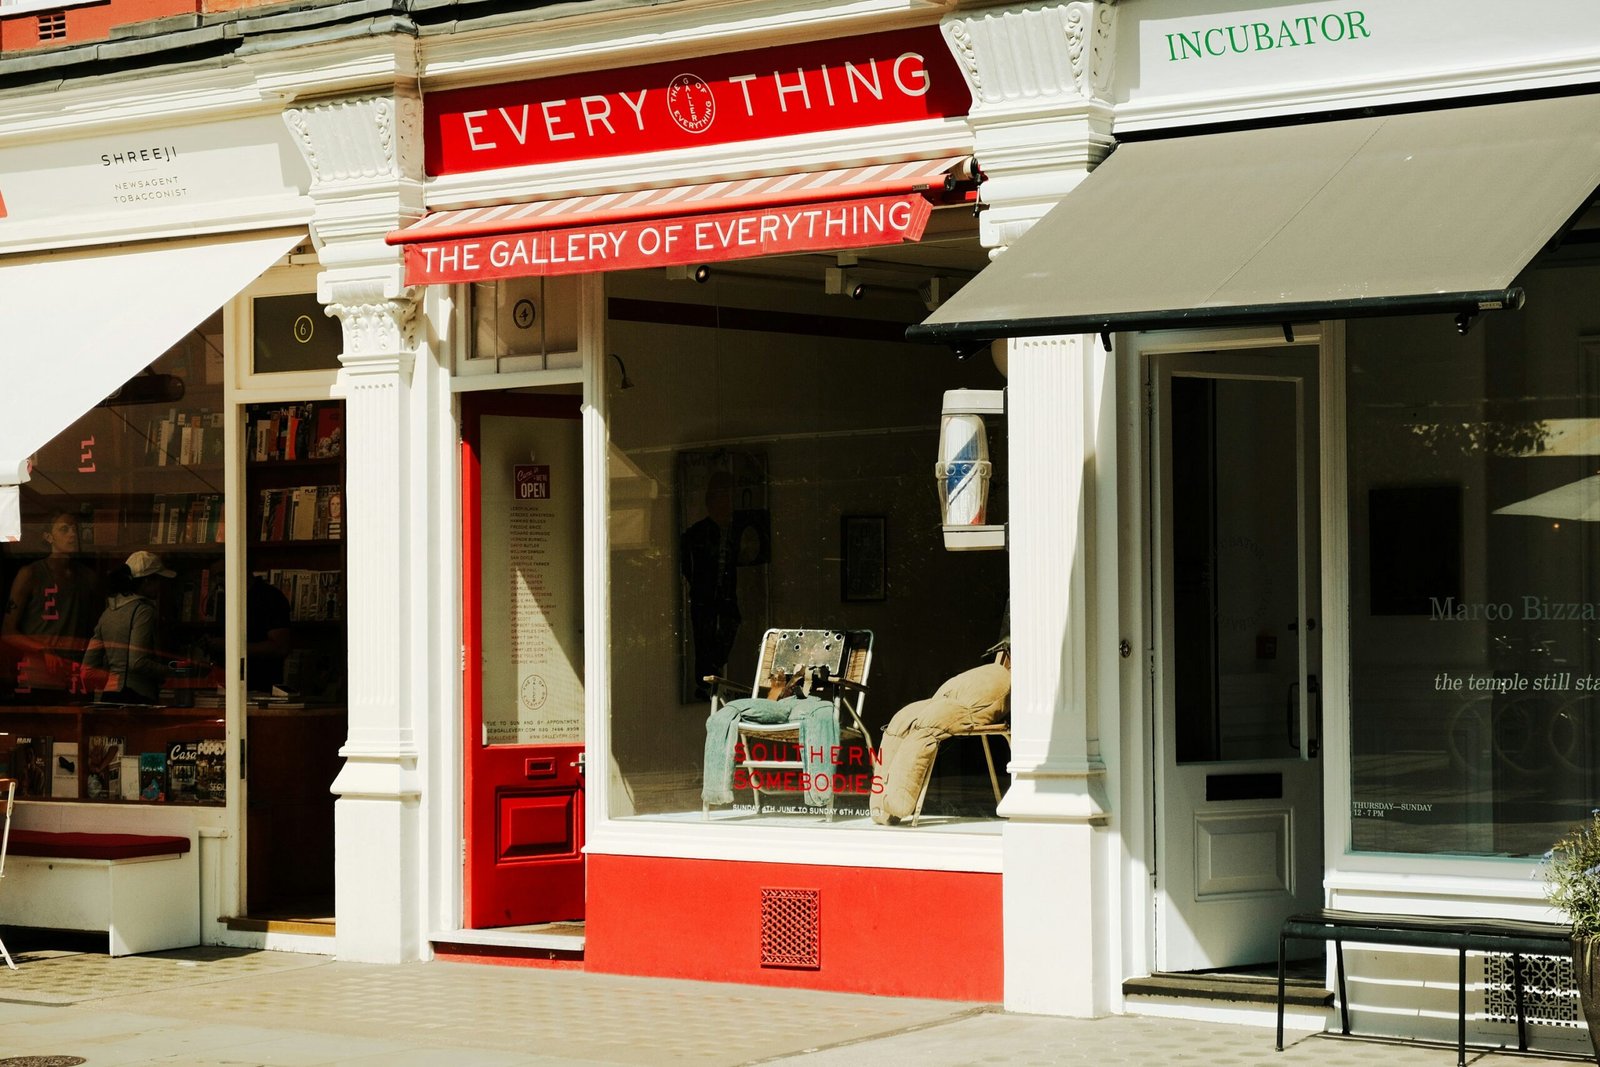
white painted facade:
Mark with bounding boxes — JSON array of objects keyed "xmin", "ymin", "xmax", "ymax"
[{"xmin": 4, "ymin": 0, "xmax": 1600, "ymax": 1043}]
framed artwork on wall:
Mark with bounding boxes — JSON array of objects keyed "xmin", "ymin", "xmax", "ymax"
[{"xmin": 840, "ymin": 514, "xmax": 887, "ymax": 602}]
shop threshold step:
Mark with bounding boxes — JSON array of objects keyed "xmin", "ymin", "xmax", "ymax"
[
  {"xmin": 223, "ymin": 915, "xmax": 336, "ymax": 937},
  {"xmin": 431, "ymin": 923, "xmax": 585, "ymax": 952},
  {"xmin": 1123, "ymin": 972, "xmax": 1332, "ymax": 1008}
]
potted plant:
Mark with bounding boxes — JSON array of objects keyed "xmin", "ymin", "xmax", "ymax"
[{"xmin": 1545, "ymin": 810, "xmax": 1600, "ymax": 1060}]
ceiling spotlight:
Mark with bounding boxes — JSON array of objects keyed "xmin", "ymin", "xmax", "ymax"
[
  {"xmin": 824, "ymin": 265, "xmax": 864, "ymax": 299},
  {"xmin": 666, "ymin": 264, "xmax": 712, "ymax": 283},
  {"xmin": 694, "ymin": 264, "xmax": 711, "ymax": 283}
]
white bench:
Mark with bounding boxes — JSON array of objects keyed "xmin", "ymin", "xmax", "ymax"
[{"xmin": 2, "ymin": 830, "xmax": 199, "ymax": 956}]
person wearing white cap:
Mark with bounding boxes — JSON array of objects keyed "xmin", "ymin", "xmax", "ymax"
[{"xmin": 81, "ymin": 551, "xmax": 175, "ymax": 704}]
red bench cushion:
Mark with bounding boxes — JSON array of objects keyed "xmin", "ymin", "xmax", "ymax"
[{"xmin": 7, "ymin": 830, "xmax": 190, "ymax": 861}]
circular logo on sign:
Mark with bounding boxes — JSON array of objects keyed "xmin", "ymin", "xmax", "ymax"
[
  {"xmin": 512, "ymin": 298, "xmax": 537, "ymax": 330},
  {"xmin": 293, "ymin": 314, "xmax": 315, "ymax": 344},
  {"xmin": 666, "ymin": 74, "xmax": 716, "ymax": 134},
  {"xmin": 520, "ymin": 674, "xmax": 549, "ymax": 711}
]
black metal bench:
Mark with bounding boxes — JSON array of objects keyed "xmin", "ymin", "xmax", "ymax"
[{"xmin": 1276, "ymin": 909, "xmax": 1573, "ymax": 1066}]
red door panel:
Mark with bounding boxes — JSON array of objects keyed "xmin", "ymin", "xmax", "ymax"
[{"xmin": 462, "ymin": 391, "xmax": 586, "ymax": 928}]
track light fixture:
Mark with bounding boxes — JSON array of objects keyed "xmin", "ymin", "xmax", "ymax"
[
  {"xmin": 824, "ymin": 265, "xmax": 865, "ymax": 300},
  {"xmin": 667, "ymin": 264, "xmax": 712, "ymax": 283}
]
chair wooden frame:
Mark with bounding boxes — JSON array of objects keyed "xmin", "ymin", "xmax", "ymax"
[{"xmin": 704, "ymin": 628, "xmax": 873, "ymax": 820}]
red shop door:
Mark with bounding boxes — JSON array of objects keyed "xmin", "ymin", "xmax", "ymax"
[{"xmin": 462, "ymin": 391, "xmax": 586, "ymax": 927}]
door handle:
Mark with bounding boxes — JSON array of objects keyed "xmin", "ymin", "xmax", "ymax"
[
  {"xmin": 1287, "ymin": 677, "xmax": 1322, "ymax": 756},
  {"xmin": 1286, "ymin": 681, "xmax": 1300, "ymax": 750},
  {"xmin": 1308, "ymin": 673, "xmax": 1321, "ymax": 758}
]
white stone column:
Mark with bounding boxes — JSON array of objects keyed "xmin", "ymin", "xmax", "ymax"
[
  {"xmin": 941, "ymin": 1, "xmax": 1119, "ymax": 1015},
  {"xmin": 999, "ymin": 335, "xmax": 1113, "ymax": 1016},
  {"xmin": 284, "ymin": 88, "xmax": 429, "ymax": 963}
]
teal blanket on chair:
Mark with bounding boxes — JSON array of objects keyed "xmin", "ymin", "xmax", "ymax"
[{"xmin": 703, "ymin": 696, "xmax": 840, "ymax": 807}]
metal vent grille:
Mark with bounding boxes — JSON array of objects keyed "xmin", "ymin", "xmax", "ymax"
[
  {"xmin": 1484, "ymin": 952, "xmax": 1580, "ymax": 1027},
  {"xmin": 37, "ymin": 10, "xmax": 66, "ymax": 38},
  {"xmin": 760, "ymin": 887, "xmax": 820, "ymax": 969}
]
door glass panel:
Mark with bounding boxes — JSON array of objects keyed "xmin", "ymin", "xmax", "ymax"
[
  {"xmin": 478, "ymin": 413, "xmax": 584, "ymax": 746},
  {"xmin": 1172, "ymin": 375, "xmax": 1300, "ymax": 763}
]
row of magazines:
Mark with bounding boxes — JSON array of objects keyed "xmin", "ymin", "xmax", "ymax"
[{"xmin": 8, "ymin": 736, "xmax": 224, "ymax": 803}]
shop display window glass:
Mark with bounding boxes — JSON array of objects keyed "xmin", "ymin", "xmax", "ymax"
[
  {"xmin": 605, "ymin": 265, "xmax": 1009, "ymax": 828},
  {"xmin": 0, "ymin": 316, "xmax": 227, "ymax": 804},
  {"xmin": 1348, "ymin": 262, "xmax": 1600, "ymax": 856}
]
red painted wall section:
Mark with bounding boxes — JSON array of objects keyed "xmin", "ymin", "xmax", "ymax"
[{"xmin": 586, "ymin": 855, "xmax": 1003, "ymax": 1001}]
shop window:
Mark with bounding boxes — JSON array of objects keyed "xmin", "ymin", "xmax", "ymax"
[
  {"xmin": 605, "ymin": 264, "xmax": 1009, "ymax": 828},
  {"xmin": 252, "ymin": 293, "xmax": 342, "ymax": 374},
  {"xmin": 0, "ymin": 316, "xmax": 227, "ymax": 804},
  {"xmin": 1348, "ymin": 263, "xmax": 1600, "ymax": 856},
  {"xmin": 467, "ymin": 276, "xmax": 580, "ymax": 373}
]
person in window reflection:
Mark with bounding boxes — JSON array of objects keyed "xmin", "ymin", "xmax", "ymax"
[
  {"xmin": 244, "ymin": 575, "xmax": 292, "ymax": 691},
  {"xmin": 1, "ymin": 510, "xmax": 100, "ymax": 698},
  {"xmin": 81, "ymin": 551, "xmax": 174, "ymax": 705},
  {"xmin": 681, "ymin": 471, "xmax": 741, "ymax": 702},
  {"xmin": 201, "ymin": 569, "xmax": 292, "ymax": 692}
]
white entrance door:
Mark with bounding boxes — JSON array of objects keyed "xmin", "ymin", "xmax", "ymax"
[{"xmin": 1151, "ymin": 347, "xmax": 1324, "ymax": 972}]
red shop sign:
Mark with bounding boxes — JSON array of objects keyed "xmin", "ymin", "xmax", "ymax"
[
  {"xmin": 402, "ymin": 194, "xmax": 933, "ymax": 284},
  {"xmin": 424, "ymin": 26, "xmax": 970, "ymax": 176}
]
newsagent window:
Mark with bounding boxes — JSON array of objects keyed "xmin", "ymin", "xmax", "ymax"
[
  {"xmin": 605, "ymin": 264, "xmax": 1010, "ymax": 828},
  {"xmin": 1347, "ymin": 262, "xmax": 1600, "ymax": 856},
  {"xmin": 0, "ymin": 316, "xmax": 228, "ymax": 804}
]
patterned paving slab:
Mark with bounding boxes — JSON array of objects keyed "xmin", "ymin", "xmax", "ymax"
[
  {"xmin": 0, "ymin": 945, "xmax": 328, "ymax": 1005},
  {"xmin": 771, "ymin": 1011, "xmax": 1594, "ymax": 1066}
]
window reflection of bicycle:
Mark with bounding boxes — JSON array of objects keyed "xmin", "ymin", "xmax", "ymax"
[{"xmin": 1447, "ymin": 693, "xmax": 1592, "ymax": 777}]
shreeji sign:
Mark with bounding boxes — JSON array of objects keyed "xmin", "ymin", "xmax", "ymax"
[
  {"xmin": 1163, "ymin": 9, "xmax": 1372, "ymax": 61},
  {"xmin": 422, "ymin": 26, "xmax": 970, "ymax": 176}
]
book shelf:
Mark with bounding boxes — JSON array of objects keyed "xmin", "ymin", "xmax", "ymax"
[
  {"xmin": 0, "ymin": 328, "xmax": 230, "ymax": 805},
  {"xmin": 243, "ymin": 399, "xmax": 347, "ymax": 915}
]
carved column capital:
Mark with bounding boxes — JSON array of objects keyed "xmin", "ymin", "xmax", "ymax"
[
  {"xmin": 943, "ymin": 3, "xmax": 1118, "ymax": 252},
  {"xmin": 283, "ymin": 93, "xmax": 419, "ymax": 193},
  {"xmin": 322, "ymin": 282, "xmax": 420, "ymax": 377},
  {"xmin": 944, "ymin": 2, "xmax": 1115, "ymax": 113}
]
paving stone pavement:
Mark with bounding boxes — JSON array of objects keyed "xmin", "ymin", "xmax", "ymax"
[{"xmin": 0, "ymin": 946, "xmax": 1588, "ymax": 1066}]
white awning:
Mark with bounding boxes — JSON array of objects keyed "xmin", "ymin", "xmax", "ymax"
[{"xmin": 0, "ymin": 229, "xmax": 301, "ymax": 540}]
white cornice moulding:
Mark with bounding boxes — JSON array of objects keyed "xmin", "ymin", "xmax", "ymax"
[
  {"xmin": 418, "ymin": 0, "xmax": 947, "ymax": 88},
  {"xmin": 0, "ymin": 75, "xmax": 280, "ymax": 143},
  {"xmin": 242, "ymin": 37, "xmax": 421, "ymax": 102},
  {"xmin": 1114, "ymin": 50, "xmax": 1600, "ymax": 133}
]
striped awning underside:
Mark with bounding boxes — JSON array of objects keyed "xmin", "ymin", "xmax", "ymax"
[{"xmin": 388, "ymin": 157, "xmax": 969, "ymax": 246}]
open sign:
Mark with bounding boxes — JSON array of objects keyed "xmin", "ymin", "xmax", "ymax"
[{"xmin": 514, "ymin": 464, "xmax": 550, "ymax": 500}]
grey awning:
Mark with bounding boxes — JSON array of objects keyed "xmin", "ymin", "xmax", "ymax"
[{"xmin": 910, "ymin": 93, "xmax": 1600, "ymax": 346}]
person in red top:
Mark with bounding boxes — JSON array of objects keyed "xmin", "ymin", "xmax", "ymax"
[{"xmin": 2, "ymin": 510, "xmax": 100, "ymax": 698}]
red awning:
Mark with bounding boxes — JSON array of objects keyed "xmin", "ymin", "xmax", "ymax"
[{"xmin": 388, "ymin": 157, "xmax": 971, "ymax": 285}]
